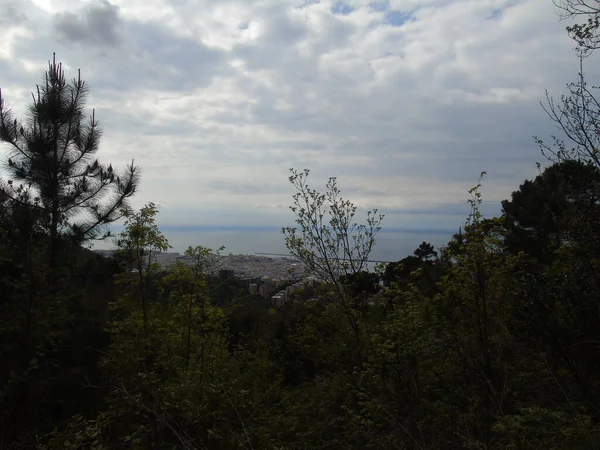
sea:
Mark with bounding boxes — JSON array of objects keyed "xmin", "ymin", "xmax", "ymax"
[{"xmin": 93, "ymin": 227, "xmax": 458, "ymax": 266}]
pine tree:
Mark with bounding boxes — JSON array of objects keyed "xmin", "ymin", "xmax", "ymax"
[{"xmin": 0, "ymin": 54, "xmax": 139, "ymax": 269}]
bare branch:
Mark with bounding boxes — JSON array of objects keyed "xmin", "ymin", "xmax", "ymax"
[
  {"xmin": 538, "ymin": 56, "xmax": 600, "ymax": 168},
  {"xmin": 282, "ymin": 168, "xmax": 384, "ymax": 296}
]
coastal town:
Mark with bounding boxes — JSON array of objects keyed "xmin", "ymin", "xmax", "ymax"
[{"xmin": 94, "ymin": 250, "xmax": 319, "ymax": 307}]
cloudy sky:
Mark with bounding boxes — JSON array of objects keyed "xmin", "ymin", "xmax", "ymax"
[{"xmin": 1, "ymin": 0, "xmax": 598, "ymax": 255}]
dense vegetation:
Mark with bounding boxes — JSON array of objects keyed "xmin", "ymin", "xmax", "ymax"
[{"xmin": 1, "ymin": 4, "xmax": 600, "ymax": 449}]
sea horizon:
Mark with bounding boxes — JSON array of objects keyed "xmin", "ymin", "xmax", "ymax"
[{"xmin": 92, "ymin": 225, "xmax": 460, "ymax": 264}]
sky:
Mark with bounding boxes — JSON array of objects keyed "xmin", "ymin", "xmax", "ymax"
[{"xmin": 1, "ymin": 0, "xmax": 598, "ymax": 258}]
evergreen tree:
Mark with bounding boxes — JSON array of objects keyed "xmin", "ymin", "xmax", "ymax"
[
  {"xmin": 502, "ymin": 160, "xmax": 600, "ymax": 262},
  {"xmin": 0, "ymin": 54, "xmax": 139, "ymax": 270}
]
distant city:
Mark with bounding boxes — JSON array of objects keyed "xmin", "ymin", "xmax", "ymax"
[{"xmin": 94, "ymin": 250, "xmax": 319, "ymax": 308}]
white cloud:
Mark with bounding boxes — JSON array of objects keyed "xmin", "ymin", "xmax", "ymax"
[{"xmin": 0, "ymin": 0, "xmax": 597, "ymax": 251}]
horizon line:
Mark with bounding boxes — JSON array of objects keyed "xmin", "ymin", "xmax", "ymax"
[{"xmin": 152, "ymin": 224, "xmax": 459, "ymax": 235}]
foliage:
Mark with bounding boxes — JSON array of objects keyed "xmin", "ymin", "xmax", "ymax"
[
  {"xmin": 0, "ymin": 54, "xmax": 139, "ymax": 270},
  {"xmin": 555, "ymin": 0, "xmax": 600, "ymax": 55},
  {"xmin": 282, "ymin": 168, "xmax": 384, "ymax": 288},
  {"xmin": 3, "ymin": 164, "xmax": 600, "ymax": 449},
  {"xmin": 502, "ymin": 159, "xmax": 600, "ymax": 262},
  {"xmin": 4, "ymin": 17, "xmax": 600, "ymax": 447},
  {"xmin": 536, "ymin": 57, "xmax": 600, "ymax": 168},
  {"xmin": 413, "ymin": 241, "xmax": 438, "ymax": 261}
]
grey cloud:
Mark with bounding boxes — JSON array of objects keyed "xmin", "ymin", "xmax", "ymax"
[
  {"xmin": 233, "ymin": 30, "xmax": 309, "ymax": 73},
  {"xmin": 11, "ymin": 19, "xmax": 229, "ymax": 93},
  {"xmin": 7, "ymin": 0, "xmax": 600, "ymax": 228},
  {"xmin": 0, "ymin": 59, "xmax": 39, "ymax": 89},
  {"xmin": 205, "ymin": 180, "xmax": 283, "ymax": 195},
  {"xmin": 112, "ymin": 21, "xmax": 229, "ymax": 91},
  {"xmin": 0, "ymin": 0, "xmax": 29, "ymax": 25},
  {"xmin": 53, "ymin": 0, "xmax": 123, "ymax": 47},
  {"xmin": 381, "ymin": 202, "xmax": 499, "ymax": 217},
  {"xmin": 232, "ymin": 5, "xmax": 354, "ymax": 72}
]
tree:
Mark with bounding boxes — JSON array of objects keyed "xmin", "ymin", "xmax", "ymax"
[
  {"xmin": 502, "ymin": 160, "xmax": 600, "ymax": 261},
  {"xmin": 429, "ymin": 175, "xmax": 523, "ymax": 447},
  {"xmin": 382, "ymin": 255, "xmax": 422, "ymax": 286},
  {"xmin": 55, "ymin": 205, "xmax": 247, "ymax": 450},
  {"xmin": 161, "ymin": 245, "xmax": 225, "ymax": 374},
  {"xmin": 381, "ymin": 242, "xmax": 443, "ymax": 302},
  {"xmin": 282, "ymin": 168, "xmax": 384, "ymax": 350},
  {"xmin": 537, "ymin": 2, "xmax": 600, "ymax": 169},
  {"xmin": 555, "ymin": 0, "xmax": 600, "ymax": 54},
  {"xmin": 115, "ymin": 202, "xmax": 171, "ymax": 341},
  {"xmin": 413, "ymin": 241, "xmax": 438, "ymax": 261},
  {"xmin": 282, "ymin": 168, "xmax": 384, "ymax": 289},
  {"xmin": 537, "ymin": 57, "xmax": 600, "ymax": 168},
  {"xmin": 338, "ymin": 270, "xmax": 381, "ymax": 306},
  {"xmin": 0, "ymin": 54, "xmax": 139, "ymax": 270}
]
